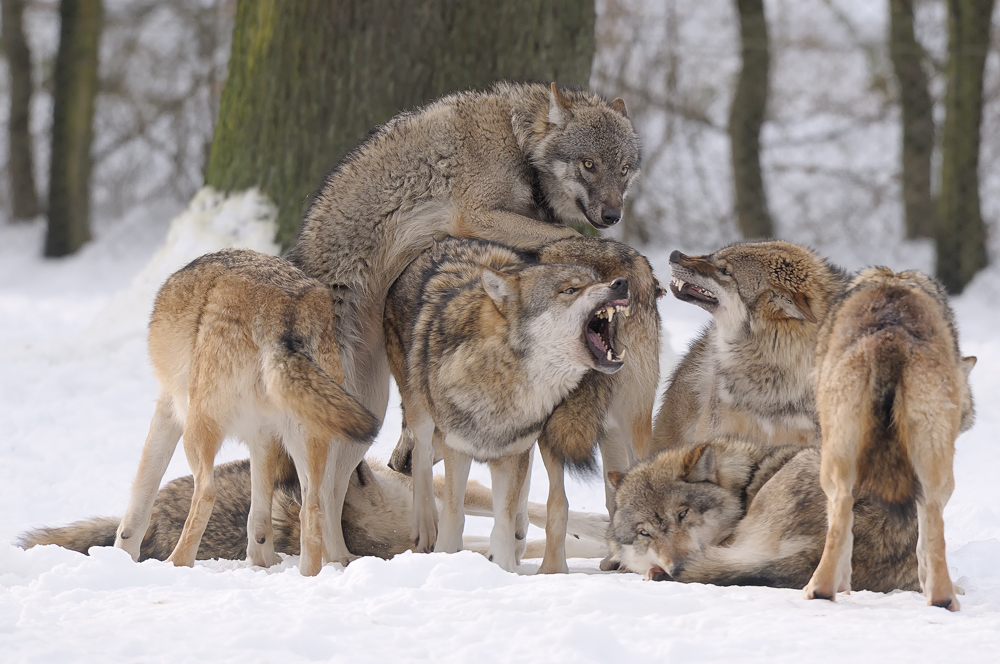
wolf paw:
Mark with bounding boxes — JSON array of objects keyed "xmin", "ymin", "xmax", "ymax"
[
  {"xmin": 537, "ymin": 558, "xmax": 569, "ymax": 575},
  {"xmin": 599, "ymin": 554, "xmax": 620, "ymax": 572}
]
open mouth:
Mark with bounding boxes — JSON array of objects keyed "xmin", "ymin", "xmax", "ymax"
[
  {"xmin": 585, "ymin": 297, "xmax": 630, "ymax": 372},
  {"xmin": 669, "ymin": 276, "xmax": 718, "ymax": 306}
]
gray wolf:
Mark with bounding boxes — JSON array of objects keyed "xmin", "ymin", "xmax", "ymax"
[
  {"xmin": 113, "ymin": 249, "xmax": 379, "ymax": 576},
  {"xmin": 607, "ymin": 436, "xmax": 923, "ymax": 593},
  {"xmin": 387, "ymin": 236, "xmax": 663, "ymax": 574},
  {"xmin": 284, "ymin": 82, "xmax": 641, "ymax": 460},
  {"xmin": 20, "ymin": 458, "xmax": 609, "ymax": 563},
  {"xmin": 383, "ymin": 237, "xmax": 630, "ymax": 571},
  {"xmin": 803, "ymin": 267, "xmax": 976, "ymax": 611},
  {"xmin": 653, "ymin": 241, "xmax": 847, "ymax": 453}
]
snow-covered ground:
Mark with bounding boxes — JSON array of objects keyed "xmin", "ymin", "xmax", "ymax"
[{"xmin": 2, "ymin": 195, "xmax": 999, "ymax": 662}]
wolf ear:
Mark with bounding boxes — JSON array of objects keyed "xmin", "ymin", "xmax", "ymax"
[
  {"xmin": 610, "ymin": 97, "xmax": 628, "ymax": 117},
  {"xmin": 772, "ymin": 290, "xmax": 818, "ymax": 323},
  {"xmin": 653, "ymin": 276, "xmax": 667, "ymax": 299},
  {"xmin": 682, "ymin": 444, "xmax": 718, "ymax": 484},
  {"xmin": 961, "ymin": 356, "xmax": 977, "ymax": 377},
  {"xmin": 607, "ymin": 470, "xmax": 626, "ymax": 489},
  {"xmin": 482, "ymin": 268, "xmax": 517, "ymax": 313},
  {"xmin": 548, "ymin": 82, "xmax": 573, "ymax": 128}
]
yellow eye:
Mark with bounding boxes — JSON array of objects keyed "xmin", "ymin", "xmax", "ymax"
[
  {"xmin": 621, "ymin": 165, "xmax": 630, "ymax": 177},
  {"xmin": 561, "ymin": 286, "xmax": 578, "ymax": 295},
  {"xmin": 583, "ymin": 159, "xmax": 595, "ymax": 171}
]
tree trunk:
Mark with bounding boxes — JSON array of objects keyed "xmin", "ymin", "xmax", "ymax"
[
  {"xmin": 1, "ymin": 0, "xmax": 40, "ymax": 221},
  {"xmin": 728, "ymin": 0, "xmax": 774, "ymax": 239},
  {"xmin": 889, "ymin": 0, "xmax": 935, "ymax": 240},
  {"xmin": 205, "ymin": 0, "xmax": 596, "ymax": 248},
  {"xmin": 935, "ymin": 0, "xmax": 993, "ymax": 293},
  {"xmin": 45, "ymin": 0, "xmax": 103, "ymax": 257}
]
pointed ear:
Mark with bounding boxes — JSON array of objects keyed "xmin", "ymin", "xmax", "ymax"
[
  {"xmin": 607, "ymin": 470, "xmax": 626, "ymax": 489},
  {"xmin": 772, "ymin": 290, "xmax": 818, "ymax": 323},
  {"xmin": 682, "ymin": 444, "xmax": 718, "ymax": 484},
  {"xmin": 961, "ymin": 356, "xmax": 977, "ymax": 378},
  {"xmin": 610, "ymin": 97, "xmax": 628, "ymax": 117},
  {"xmin": 548, "ymin": 82, "xmax": 573, "ymax": 128},
  {"xmin": 482, "ymin": 268, "xmax": 517, "ymax": 312}
]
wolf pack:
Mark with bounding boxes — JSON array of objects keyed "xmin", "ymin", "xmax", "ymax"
[{"xmin": 20, "ymin": 82, "xmax": 976, "ymax": 612}]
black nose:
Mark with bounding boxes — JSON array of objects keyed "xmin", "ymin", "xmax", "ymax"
[
  {"xmin": 602, "ymin": 208, "xmax": 621, "ymax": 225},
  {"xmin": 669, "ymin": 250, "xmax": 683, "ymax": 263},
  {"xmin": 610, "ymin": 277, "xmax": 628, "ymax": 295}
]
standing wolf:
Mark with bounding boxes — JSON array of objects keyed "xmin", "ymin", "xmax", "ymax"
[
  {"xmin": 653, "ymin": 241, "xmax": 847, "ymax": 452},
  {"xmin": 284, "ymin": 82, "xmax": 640, "ymax": 444},
  {"xmin": 113, "ymin": 250, "xmax": 379, "ymax": 576},
  {"xmin": 803, "ymin": 268, "xmax": 975, "ymax": 611},
  {"xmin": 383, "ymin": 237, "xmax": 630, "ymax": 571}
]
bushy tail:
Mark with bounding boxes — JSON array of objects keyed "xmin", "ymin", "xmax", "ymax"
[
  {"xmin": 264, "ymin": 345, "xmax": 380, "ymax": 444},
  {"xmin": 18, "ymin": 517, "xmax": 121, "ymax": 555},
  {"xmin": 675, "ymin": 546, "xmax": 820, "ymax": 589}
]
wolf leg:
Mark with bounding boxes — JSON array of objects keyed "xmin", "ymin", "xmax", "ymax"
[
  {"xmin": 487, "ymin": 449, "xmax": 532, "ymax": 572},
  {"xmin": 166, "ymin": 410, "xmax": 224, "ymax": 567},
  {"xmin": 437, "ymin": 442, "xmax": 472, "ymax": 553},
  {"xmin": 407, "ymin": 414, "xmax": 438, "ymax": 553},
  {"xmin": 317, "ymin": 436, "xmax": 368, "ymax": 567},
  {"xmin": 537, "ymin": 443, "xmax": 569, "ymax": 574},
  {"xmin": 245, "ymin": 434, "xmax": 280, "ymax": 567},
  {"xmin": 296, "ymin": 433, "xmax": 332, "ymax": 576},
  {"xmin": 116, "ymin": 396, "xmax": 184, "ymax": 560}
]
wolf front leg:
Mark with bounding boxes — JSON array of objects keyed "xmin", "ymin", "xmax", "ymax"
[
  {"xmin": 487, "ymin": 448, "xmax": 532, "ymax": 572},
  {"xmin": 437, "ymin": 441, "xmax": 473, "ymax": 553},
  {"xmin": 407, "ymin": 414, "xmax": 439, "ymax": 553},
  {"xmin": 452, "ymin": 208, "xmax": 578, "ymax": 252}
]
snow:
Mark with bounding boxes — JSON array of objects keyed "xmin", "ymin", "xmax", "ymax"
[{"xmin": 2, "ymin": 193, "xmax": 1000, "ymax": 662}]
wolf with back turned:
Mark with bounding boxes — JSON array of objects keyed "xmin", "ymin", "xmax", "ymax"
[
  {"xmin": 284, "ymin": 82, "xmax": 640, "ymax": 450},
  {"xmin": 803, "ymin": 268, "xmax": 975, "ymax": 611}
]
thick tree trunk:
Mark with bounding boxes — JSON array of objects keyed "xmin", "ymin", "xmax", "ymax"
[
  {"xmin": 1, "ymin": 0, "xmax": 40, "ymax": 221},
  {"xmin": 205, "ymin": 0, "xmax": 596, "ymax": 248},
  {"xmin": 728, "ymin": 0, "xmax": 773, "ymax": 239},
  {"xmin": 45, "ymin": 0, "xmax": 103, "ymax": 257},
  {"xmin": 889, "ymin": 0, "xmax": 935, "ymax": 240},
  {"xmin": 935, "ymin": 0, "xmax": 993, "ymax": 293}
]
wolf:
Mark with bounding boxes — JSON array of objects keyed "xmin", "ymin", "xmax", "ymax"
[
  {"xmin": 113, "ymin": 249, "xmax": 379, "ymax": 576},
  {"xmin": 383, "ymin": 237, "xmax": 630, "ymax": 571},
  {"xmin": 652, "ymin": 241, "xmax": 848, "ymax": 453},
  {"xmin": 284, "ymin": 82, "xmax": 641, "ymax": 461},
  {"xmin": 803, "ymin": 268, "xmax": 976, "ymax": 611},
  {"xmin": 21, "ymin": 458, "xmax": 610, "ymax": 563},
  {"xmin": 387, "ymin": 236, "xmax": 663, "ymax": 574},
  {"xmin": 607, "ymin": 437, "xmax": 924, "ymax": 593}
]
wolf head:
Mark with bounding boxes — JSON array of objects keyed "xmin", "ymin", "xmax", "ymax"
[
  {"xmin": 608, "ymin": 444, "xmax": 741, "ymax": 580},
  {"xmin": 482, "ymin": 263, "xmax": 630, "ymax": 375},
  {"xmin": 513, "ymin": 83, "xmax": 641, "ymax": 231},
  {"xmin": 668, "ymin": 241, "xmax": 846, "ymax": 339}
]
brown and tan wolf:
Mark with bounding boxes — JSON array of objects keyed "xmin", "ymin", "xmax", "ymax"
[
  {"xmin": 387, "ymin": 236, "xmax": 663, "ymax": 574},
  {"xmin": 113, "ymin": 249, "xmax": 379, "ymax": 576},
  {"xmin": 21, "ymin": 458, "xmax": 610, "ymax": 563},
  {"xmin": 607, "ymin": 437, "xmax": 925, "ymax": 593},
  {"xmin": 383, "ymin": 237, "xmax": 632, "ymax": 571},
  {"xmin": 653, "ymin": 241, "xmax": 848, "ymax": 453},
  {"xmin": 803, "ymin": 268, "xmax": 976, "ymax": 611},
  {"xmin": 284, "ymin": 82, "xmax": 641, "ymax": 458}
]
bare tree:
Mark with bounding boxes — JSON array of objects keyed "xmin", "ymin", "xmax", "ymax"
[{"xmin": 1, "ymin": 0, "xmax": 40, "ymax": 221}]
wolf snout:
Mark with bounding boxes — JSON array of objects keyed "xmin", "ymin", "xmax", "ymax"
[
  {"xmin": 609, "ymin": 277, "xmax": 628, "ymax": 297},
  {"xmin": 669, "ymin": 250, "xmax": 685, "ymax": 263},
  {"xmin": 601, "ymin": 208, "xmax": 622, "ymax": 226}
]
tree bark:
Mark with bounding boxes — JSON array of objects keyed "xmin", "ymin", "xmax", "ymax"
[
  {"xmin": 1, "ymin": 0, "xmax": 40, "ymax": 221},
  {"xmin": 205, "ymin": 0, "xmax": 596, "ymax": 248},
  {"xmin": 728, "ymin": 0, "xmax": 774, "ymax": 239},
  {"xmin": 889, "ymin": 0, "xmax": 935, "ymax": 240},
  {"xmin": 935, "ymin": 0, "xmax": 993, "ymax": 293},
  {"xmin": 45, "ymin": 0, "xmax": 103, "ymax": 257}
]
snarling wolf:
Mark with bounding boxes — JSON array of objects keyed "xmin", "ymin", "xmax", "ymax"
[
  {"xmin": 803, "ymin": 268, "xmax": 976, "ymax": 611},
  {"xmin": 21, "ymin": 459, "xmax": 610, "ymax": 563},
  {"xmin": 653, "ymin": 241, "xmax": 847, "ymax": 452},
  {"xmin": 607, "ymin": 437, "xmax": 924, "ymax": 593},
  {"xmin": 383, "ymin": 237, "xmax": 630, "ymax": 571},
  {"xmin": 284, "ymin": 82, "xmax": 640, "ymax": 454},
  {"xmin": 113, "ymin": 249, "xmax": 379, "ymax": 576}
]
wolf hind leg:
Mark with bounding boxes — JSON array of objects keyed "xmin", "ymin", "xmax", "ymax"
[
  {"xmin": 245, "ymin": 434, "xmax": 280, "ymax": 567},
  {"xmin": 408, "ymin": 415, "xmax": 439, "ymax": 553},
  {"xmin": 116, "ymin": 396, "xmax": 183, "ymax": 560},
  {"xmin": 318, "ymin": 436, "xmax": 369, "ymax": 567},
  {"xmin": 437, "ymin": 442, "xmax": 472, "ymax": 553},
  {"xmin": 487, "ymin": 448, "xmax": 532, "ymax": 572}
]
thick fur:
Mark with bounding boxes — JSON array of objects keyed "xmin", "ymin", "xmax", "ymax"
[
  {"xmin": 284, "ymin": 82, "xmax": 640, "ymax": 454},
  {"xmin": 113, "ymin": 249, "xmax": 379, "ymax": 576},
  {"xmin": 20, "ymin": 459, "xmax": 610, "ymax": 563},
  {"xmin": 803, "ymin": 268, "xmax": 976, "ymax": 611},
  {"xmin": 608, "ymin": 437, "xmax": 921, "ymax": 593},
  {"xmin": 384, "ymin": 237, "xmax": 630, "ymax": 571},
  {"xmin": 653, "ymin": 241, "xmax": 848, "ymax": 453}
]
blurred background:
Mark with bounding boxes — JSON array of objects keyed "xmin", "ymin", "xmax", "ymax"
[{"xmin": 1, "ymin": 0, "xmax": 997, "ymax": 292}]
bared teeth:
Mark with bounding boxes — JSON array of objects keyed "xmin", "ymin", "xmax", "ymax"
[
  {"xmin": 606, "ymin": 349, "xmax": 613, "ymax": 362},
  {"xmin": 607, "ymin": 307, "xmax": 615, "ymax": 323},
  {"xmin": 619, "ymin": 348, "xmax": 626, "ymax": 360}
]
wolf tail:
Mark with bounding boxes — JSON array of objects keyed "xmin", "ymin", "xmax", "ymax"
[
  {"xmin": 675, "ymin": 545, "xmax": 820, "ymax": 589},
  {"xmin": 263, "ymin": 344, "xmax": 380, "ymax": 445},
  {"xmin": 18, "ymin": 517, "xmax": 121, "ymax": 555}
]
